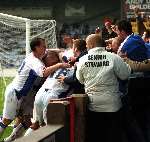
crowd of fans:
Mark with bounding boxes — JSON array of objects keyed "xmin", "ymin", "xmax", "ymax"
[{"xmin": 57, "ymin": 23, "xmax": 90, "ymax": 49}]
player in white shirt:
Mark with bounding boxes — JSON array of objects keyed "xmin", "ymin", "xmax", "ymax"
[
  {"xmin": 33, "ymin": 68, "xmax": 73, "ymax": 126},
  {"xmin": 0, "ymin": 38, "xmax": 70, "ymax": 137},
  {"xmin": 24, "ymin": 51, "xmax": 74, "ymax": 135}
]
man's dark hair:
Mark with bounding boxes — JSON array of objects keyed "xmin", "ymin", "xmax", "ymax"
[
  {"xmin": 30, "ymin": 38, "xmax": 45, "ymax": 51},
  {"xmin": 116, "ymin": 20, "xmax": 133, "ymax": 35},
  {"xmin": 73, "ymin": 39, "xmax": 87, "ymax": 52}
]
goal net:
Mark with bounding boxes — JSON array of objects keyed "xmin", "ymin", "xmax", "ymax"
[{"xmin": 0, "ymin": 13, "xmax": 57, "ymax": 76}]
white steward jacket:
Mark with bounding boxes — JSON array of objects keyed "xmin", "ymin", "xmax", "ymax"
[{"xmin": 76, "ymin": 47, "xmax": 131, "ymax": 112}]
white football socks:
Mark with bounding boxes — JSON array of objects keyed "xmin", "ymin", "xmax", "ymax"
[{"xmin": 24, "ymin": 128, "xmax": 34, "ymax": 136}]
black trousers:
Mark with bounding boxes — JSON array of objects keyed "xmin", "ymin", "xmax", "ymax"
[
  {"xmin": 86, "ymin": 109, "xmax": 122, "ymax": 142},
  {"xmin": 121, "ymin": 96, "xmax": 146, "ymax": 142},
  {"xmin": 127, "ymin": 77, "xmax": 150, "ymax": 142}
]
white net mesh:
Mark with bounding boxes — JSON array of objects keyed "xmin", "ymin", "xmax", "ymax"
[
  {"xmin": 30, "ymin": 19, "xmax": 57, "ymax": 49},
  {"xmin": 0, "ymin": 13, "xmax": 57, "ymax": 71}
]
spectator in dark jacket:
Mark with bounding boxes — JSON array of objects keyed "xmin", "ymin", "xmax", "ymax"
[{"xmin": 58, "ymin": 39, "xmax": 87, "ymax": 94}]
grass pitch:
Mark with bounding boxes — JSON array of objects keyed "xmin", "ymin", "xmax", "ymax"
[{"xmin": 0, "ymin": 77, "xmax": 13, "ymax": 140}]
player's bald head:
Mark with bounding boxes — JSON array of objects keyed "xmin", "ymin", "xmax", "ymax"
[{"xmin": 86, "ymin": 34, "xmax": 105, "ymax": 50}]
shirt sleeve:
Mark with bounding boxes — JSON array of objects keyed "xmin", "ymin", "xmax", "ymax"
[
  {"xmin": 76, "ymin": 60, "xmax": 85, "ymax": 84},
  {"xmin": 113, "ymin": 55, "xmax": 131, "ymax": 80},
  {"xmin": 30, "ymin": 58, "xmax": 45, "ymax": 77}
]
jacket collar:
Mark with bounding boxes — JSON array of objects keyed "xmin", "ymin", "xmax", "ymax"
[{"xmin": 88, "ymin": 47, "xmax": 106, "ymax": 53}]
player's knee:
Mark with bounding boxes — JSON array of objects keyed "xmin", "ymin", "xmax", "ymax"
[{"xmin": 2, "ymin": 118, "xmax": 12, "ymax": 126}]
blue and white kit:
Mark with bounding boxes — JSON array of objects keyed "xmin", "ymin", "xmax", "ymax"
[
  {"xmin": 3, "ymin": 53, "xmax": 45, "ymax": 120},
  {"xmin": 34, "ymin": 67, "xmax": 74, "ymax": 124}
]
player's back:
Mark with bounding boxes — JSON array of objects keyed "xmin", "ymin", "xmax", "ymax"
[{"xmin": 12, "ymin": 53, "xmax": 45, "ymax": 96}]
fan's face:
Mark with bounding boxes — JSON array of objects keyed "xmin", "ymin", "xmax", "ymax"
[{"xmin": 115, "ymin": 26, "xmax": 125, "ymax": 39}]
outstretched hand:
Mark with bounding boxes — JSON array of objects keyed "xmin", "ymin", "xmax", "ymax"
[{"xmin": 60, "ymin": 63, "xmax": 71, "ymax": 68}]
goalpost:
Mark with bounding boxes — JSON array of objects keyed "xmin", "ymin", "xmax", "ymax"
[
  {"xmin": 0, "ymin": 13, "xmax": 57, "ymax": 99},
  {"xmin": 0, "ymin": 13, "xmax": 57, "ymax": 69}
]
